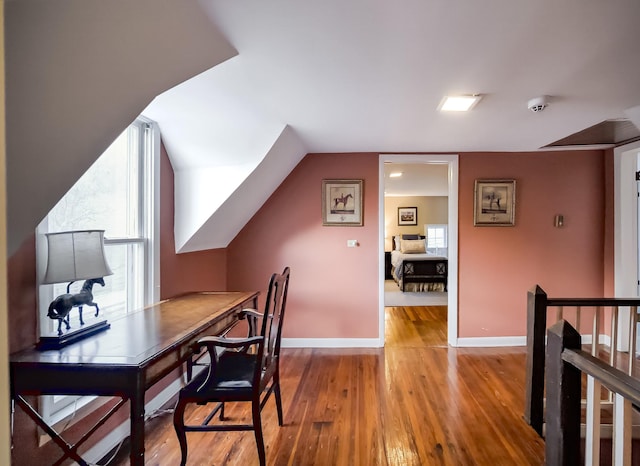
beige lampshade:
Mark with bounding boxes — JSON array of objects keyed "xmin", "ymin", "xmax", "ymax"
[{"xmin": 42, "ymin": 230, "xmax": 113, "ymax": 284}]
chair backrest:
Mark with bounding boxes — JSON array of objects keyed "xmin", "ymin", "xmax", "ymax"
[{"xmin": 256, "ymin": 267, "xmax": 290, "ymax": 376}]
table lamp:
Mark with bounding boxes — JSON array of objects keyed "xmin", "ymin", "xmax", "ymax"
[{"xmin": 39, "ymin": 229, "xmax": 113, "ymax": 350}]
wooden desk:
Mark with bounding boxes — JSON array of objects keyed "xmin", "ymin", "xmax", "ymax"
[{"xmin": 10, "ymin": 291, "xmax": 259, "ymax": 466}]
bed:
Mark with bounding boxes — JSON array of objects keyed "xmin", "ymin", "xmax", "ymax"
[{"xmin": 390, "ymin": 236, "xmax": 448, "ymax": 292}]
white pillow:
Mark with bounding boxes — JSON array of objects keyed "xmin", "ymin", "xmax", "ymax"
[{"xmin": 400, "ymin": 239, "xmax": 426, "ymax": 254}]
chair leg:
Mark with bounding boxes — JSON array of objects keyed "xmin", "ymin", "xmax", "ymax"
[
  {"xmin": 252, "ymin": 400, "xmax": 266, "ymax": 466},
  {"xmin": 173, "ymin": 399, "xmax": 189, "ymax": 466},
  {"xmin": 273, "ymin": 374, "xmax": 284, "ymax": 426}
]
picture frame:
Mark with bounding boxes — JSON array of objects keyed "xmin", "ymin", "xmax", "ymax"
[
  {"xmin": 397, "ymin": 206, "xmax": 417, "ymax": 226},
  {"xmin": 474, "ymin": 179, "xmax": 516, "ymax": 226},
  {"xmin": 322, "ymin": 179, "xmax": 363, "ymax": 226}
]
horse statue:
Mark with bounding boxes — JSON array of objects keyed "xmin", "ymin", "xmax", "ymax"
[
  {"xmin": 47, "ymin": 277, "xmax": 106, "ymax": 336},
  {"xmin": 333, "ymin": 193, "xmax": 353, "ymax": 210}
]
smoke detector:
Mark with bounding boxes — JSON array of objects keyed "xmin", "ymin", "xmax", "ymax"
[{"xmin": 528, "ymin": 96, "xmax": 548, "ymax": 113}]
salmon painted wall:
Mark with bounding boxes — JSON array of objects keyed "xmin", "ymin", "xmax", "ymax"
[
  {"xmin": 458, "ymin": 150, "xmax": 606, "ymax": 338},
  {"xmin": 227, "ymin": 153, "xmax": 380, "ymax": 340},
  {"xmin": 228, "ymin": 150, "xmax": 609, "ymax": 341}
]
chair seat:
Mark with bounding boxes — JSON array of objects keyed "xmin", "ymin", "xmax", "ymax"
[{"xmin": 182, "ymin": 352, "xmax": 258, "ymax": 399}]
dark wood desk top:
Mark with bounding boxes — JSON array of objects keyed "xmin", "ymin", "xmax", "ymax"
[
  {"xmin": 11, "ymin": 291, "xmax": 259, "ymax": 367},
  {"xmin": 10, "ymin": 291, "xmax": 260, "ymax": 466}
]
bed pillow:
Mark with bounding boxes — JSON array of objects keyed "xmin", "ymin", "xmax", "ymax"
[
  {"xmin": 400, "ymin": 239, "xmax": 426, "ymax": 254},
  {"xmin": 394, "ymin": 235, "xmax": 402, "ymax": 250}
]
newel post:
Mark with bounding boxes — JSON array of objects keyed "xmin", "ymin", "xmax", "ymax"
[
  {"xmin": 545, "ymin": 320, "xmax": 581, "ymax": 466},
  {"xmin": 524, "ymin": 285, "xmax": 548, "ymax": 436}
]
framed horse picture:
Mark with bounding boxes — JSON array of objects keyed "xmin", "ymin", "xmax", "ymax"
[
  {"xmin": 322, "ymin": 179, "xmax": 363, "ymax": 226},
  {"xmin": 474, "ymin": 179, "xmax": 516, "ymax": 226}
]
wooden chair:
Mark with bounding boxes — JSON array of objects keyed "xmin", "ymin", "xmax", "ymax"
[{"xmin": 173, "ymin": 267, "xmax": 291, "ymax": 466}]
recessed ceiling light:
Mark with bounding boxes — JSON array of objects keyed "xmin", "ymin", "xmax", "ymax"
[
  {"xmin": 439, "ymin": 95, "xmax": 482, "ymax": 112},
  {"xmin": 389, "ymin": 172, "xmax": 403, "ymax": 178}
]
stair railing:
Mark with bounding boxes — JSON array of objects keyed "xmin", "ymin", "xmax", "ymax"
[
  {"xmin": 545, "ymin": 319, "xmax": 640, "ymax": 466},
  {"xmin": 525, "ymin": 285, "xmax": 640, "ymax": 445}
]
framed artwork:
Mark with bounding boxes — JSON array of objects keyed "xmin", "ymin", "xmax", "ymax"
[
  {"xmin": 322, "ymin": 179, "xmax": 363, "ymax": 226},
  {"xmin": 397, "ymin": 207, "xmax": 417, "ymax": 226},
  {"xmin": 474, "ymin": 179, "xmax": 516, "ymax": 226}
]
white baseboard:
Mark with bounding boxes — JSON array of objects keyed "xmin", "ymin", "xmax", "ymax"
[
  {"xmin": 281, "ymin": 338, "xmax": 383, "ymax": 348},
  {"xmin": 454, "ymin": 333, "xmax": 612, "ymax": 348},
  {"xmin": 455, "ymin": 336, "xmax": 527, "ymax": 347}
]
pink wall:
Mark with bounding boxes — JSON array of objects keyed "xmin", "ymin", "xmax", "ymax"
[
  {"xmin": 227, "ymin": 153, "xmax": 380, "ymax": 339},
  {"xmin": 228, "ymin": 150, "xmax": 609, "ymax": 341},
  {"xmin": 458, "ymin": 151, "xmax": 606, "ymax": 338}
]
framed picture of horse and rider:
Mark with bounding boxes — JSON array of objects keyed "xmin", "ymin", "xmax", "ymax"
[
  {"xmin": 322, "ymin": 179, "xmax": 363, "ymax": 226},
  {"xmin": 474, "ymin": 179, "xmax": 516, "ymax": 226}
]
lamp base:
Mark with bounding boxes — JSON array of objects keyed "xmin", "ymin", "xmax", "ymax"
[{"xmin": 37, "ymin": 320, "xmax": 111, "ymax": 351}]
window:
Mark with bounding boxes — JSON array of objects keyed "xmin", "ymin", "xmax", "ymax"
[
  {"xmin": 425, "ymin": 224, "xmax": 448, "ymax": 256},
  {"xmin": 36, "ymin": 117, "xmax": 160, "ymax": 422}
]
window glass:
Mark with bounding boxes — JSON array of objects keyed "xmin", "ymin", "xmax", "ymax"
[{"xmin": 425, "ymin": 224, "xmax": 448, "ymax": 256}]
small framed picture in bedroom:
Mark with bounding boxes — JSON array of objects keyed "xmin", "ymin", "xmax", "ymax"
[
  {"xmin": 397, "ymin": 207, "xmax": 417, "ymax": 226},
  {"xmin": 322, "ymin": 179, "xmax": 364, "ymax": 226},
  {"xmin": 474, "ymin": 179, "xmax": 516, "ymax": 226}
]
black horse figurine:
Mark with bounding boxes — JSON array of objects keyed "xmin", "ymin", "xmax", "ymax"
[{"xmin": 47, "ymin": 277, "xmax": 106, "ymax": 336}]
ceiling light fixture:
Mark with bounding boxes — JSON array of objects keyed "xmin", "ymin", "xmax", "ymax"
[
  {"xmin": 439, "ymin": 95, "xmax": 482, "ymax": 112},
  {"xmin": 389, "ymin": 172, "xmax": 403, "ymax": 178}
]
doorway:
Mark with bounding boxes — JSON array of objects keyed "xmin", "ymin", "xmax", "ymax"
[{"xmin": 378, "ymin": 154, "xmax": 459, "ymax": 347}]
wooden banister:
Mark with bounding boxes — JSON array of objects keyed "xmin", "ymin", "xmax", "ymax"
[
  {"xmin": 524, "ymin": 285, "xmax": 548, "ymax": 435},
  {"xmin": 524, "ymin": 285, "xmax": 640, "ymax": 439},
  {"xmin": 545, "ymin": 320, "xmax": 582, "ymax": 466},
  {"xmin": 546, "ymin": 320, "xmax": 640, "ymax": 466}
]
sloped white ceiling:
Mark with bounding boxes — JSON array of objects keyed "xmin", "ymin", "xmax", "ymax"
[{"xmin": 5, "ymin": 0, "xmax": 236, "ymax": 255}]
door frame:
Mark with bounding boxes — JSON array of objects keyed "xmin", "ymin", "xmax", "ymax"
[
  {"xmin": 614, "ymin": 140, "xmax": 640, "ymax": 298},
  {"xmin": 378, "ymin": 153, "xmax": 459, "ymax": 346}
]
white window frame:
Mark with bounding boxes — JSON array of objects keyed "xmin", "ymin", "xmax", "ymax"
[
  {"xmin": 35, "ymin": 117, "xmax": 160, "ymax": 424},
  {"xmin": 424, "ymin": 223, "xmax": 448, "ymax": 256}
]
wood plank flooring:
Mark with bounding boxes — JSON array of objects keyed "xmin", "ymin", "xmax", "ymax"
[{"xmin": 108, "ymin": 306, "xmax": 545, "ymax": 465}]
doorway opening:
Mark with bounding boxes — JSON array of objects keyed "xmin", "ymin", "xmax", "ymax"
[{"xmin": 378, "ymin": 154, "xmax": 459, "ymax": 347}]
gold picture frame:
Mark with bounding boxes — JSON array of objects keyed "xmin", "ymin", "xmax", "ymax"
[
  {"xmin": 474, "ymin": 179, "xmax": 516, "ymax": 226},
  {"xmin": 322, "ymin": 179, "xmax": 363, "ymax": 226}
]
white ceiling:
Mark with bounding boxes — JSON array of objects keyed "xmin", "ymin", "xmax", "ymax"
[
  {"xmin": 191, "ymin": 0, "xmax": 640, "ymax": 153},
  {"xmin": 384, "ymin": 163, "xmax": 449, "ymax": 197}
]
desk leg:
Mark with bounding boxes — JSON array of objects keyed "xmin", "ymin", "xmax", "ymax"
[{"xmin": 130, "ymin": 376, "xmax": 146, "ymax": 466}]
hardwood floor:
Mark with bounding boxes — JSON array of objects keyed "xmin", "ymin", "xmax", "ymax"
[{"xmin": 108, "ymin": 306, "xmax": 545, "ymax": 465}]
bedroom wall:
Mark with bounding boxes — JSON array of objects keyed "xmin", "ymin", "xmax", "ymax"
[
  {"xmin": 228, "ymin": 150, "xmax": 609, "ymax": 341},
  {"xmin": 227, "ymin": 153, "xmax": 380, "ymax": 340},
  {"xmin": 384, "ymin": 196, "xmax": 448, "ymax": 251},
  {"xmin": 458, "ymin": 150, "xmax": 606, "ymax": 338}
]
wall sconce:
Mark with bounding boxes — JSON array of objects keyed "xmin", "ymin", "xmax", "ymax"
[
  {"xmin": 39, "ymin": 230, "xmax": 113, "ymax": 350},
  {"xmin": 554, "ymin": 215, "xmax": 564, "ymax": 228}
]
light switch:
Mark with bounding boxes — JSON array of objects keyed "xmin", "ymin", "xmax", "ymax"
[{"xmin": 347, "ymin": 239, "xmax": 358, "ymax": 248}]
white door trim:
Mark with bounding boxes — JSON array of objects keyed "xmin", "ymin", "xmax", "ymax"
[{"xmin": 379, "ymin": 154, "xmax": 459, "ymax": 346}]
